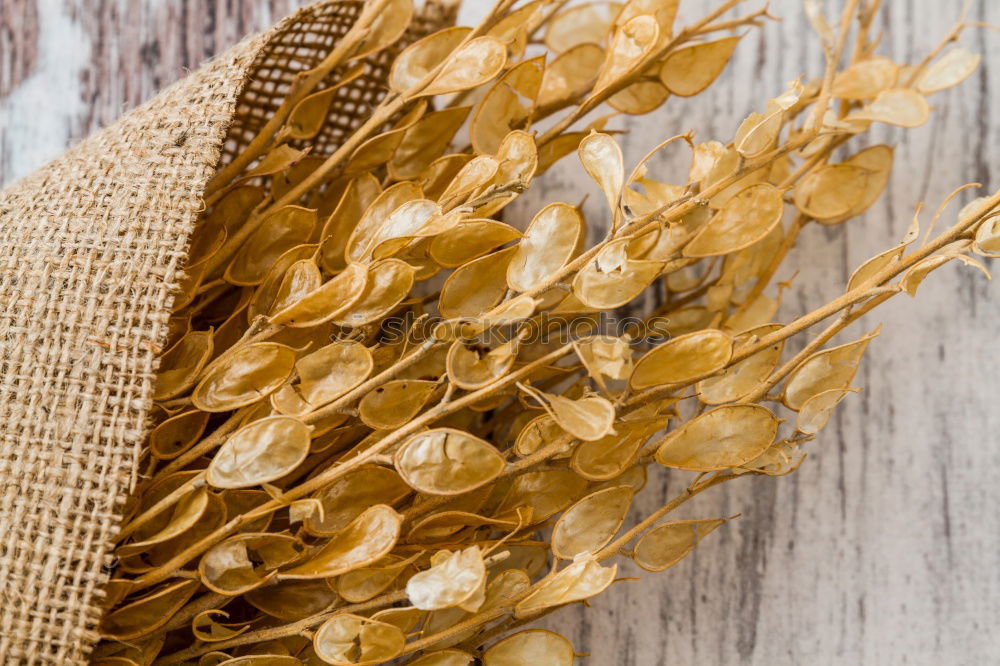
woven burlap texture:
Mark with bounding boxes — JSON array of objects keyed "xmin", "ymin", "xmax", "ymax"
[{"xmin": 0, "ymin": 1, "xmax": 451, "ymax": 662}]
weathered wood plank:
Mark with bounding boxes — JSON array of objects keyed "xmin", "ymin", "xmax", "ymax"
[{"xmin": 1, "ymin": 1, "xmax": 997, "ymax": 663}]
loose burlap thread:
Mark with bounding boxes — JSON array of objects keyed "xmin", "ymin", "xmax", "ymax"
[{"xmin": 0, "ymin": 2, "xmax": 452, "ymax": 662}]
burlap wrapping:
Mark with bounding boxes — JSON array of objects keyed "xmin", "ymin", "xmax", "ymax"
[{"xmin": 0, "ymin": 2, "xmax": 452, "ymax": 662}]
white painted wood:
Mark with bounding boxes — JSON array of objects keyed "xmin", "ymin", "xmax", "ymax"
[{"xmin": 2, "ymin": 1, "xmax": 997, "ymax": 663}]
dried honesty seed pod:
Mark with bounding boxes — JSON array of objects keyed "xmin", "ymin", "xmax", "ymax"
[
  {"xmin": 192, "ymin": 342, "xmax": 296, "ymax": 412},
  {"xmin": 101, "ymin": 1, "xmax": 995, "ymax": 662},
  {"xmin": 632, "ymin": 518, "xmax": 727, "ymax": 572},
  {"xmin": 483, "ymin": 630, "xmax": 575, "ymax": 666},
  {"xmin": 283, "ymin": 505, "xmax": 402, "ymax": 579},
  {"xmin": 206, "ymin": 416, "xmax": 311, "ymax": 489},
  {"xmin": 395, "ymin": 428, "xmax": 505, "ymax": 495},
  {"xmin": 655, "ymin": 405, "xmax": 779, "ymax": 471}
]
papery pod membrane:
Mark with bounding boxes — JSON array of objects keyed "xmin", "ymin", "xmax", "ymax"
[
  {"xmin": 794, "ymin": 164, "xmax": 872, "ymax": 220},
  {"xmin": 346, "ymin": 181, "xmax": 422, "ymax": 263},
  {"xmin": 538, "ymin": 43, "xmax": 605, "ymax": 110},
  {"xmin": 248, "ymin": 243, "xmax": 319, "ymax": 321},
  {"xmin": 520, "ymin": 385, "xmax": 615, "ymax": 442},
  {"xmin": 116, "ymin": 488, "xmax": 210, "ymax": 558},
  {"xmin": 421, "ymin": 37, "xmax": 508, "ymax": 97},
  {"xmin": 358, "ymin": 379, "xmax": 438, "ymax": 429},
  {"xmin": 831, "ymin": 56, "xmax": 898, "ymax": 100},
  {"xmin": 782, "ymin": 330, "xmax": 876, "ymax": 410},
  {"xmin": 217, "ymin": 656, "xmax": 301, "ymax": 666},
  {"xmin": 578, "ymin": 132, "xmax": 624, "ymax": 215},
  {"xmin": 245, "ymin": 578, "xmax": 339, "ymax": 621},
  {"xmin": 659, "ymin": 37, "xmax": 740, "ymax": 97},
  {"xmin": 337, "ymin": 554, "xmax": 418, "ymax": 603},
  {"xmin": 573, "ymin": 239, "xmax": 663, "ymax": 309},
  {"xmin": 733, "ymin": 106, "xmax": 783, "ymax": 159},
  {"xmin": 269, "ymin": 263, "xmax": 369, "ymax": 327},
  {"xmin": 99, "ymin": 579, "xmax": 198, "ymax": 640},
  {"xmin": 821, "ymin": 144, "xmax": 893, "ymax": 225},
  {"xmin": 406, "ymin": 546, "xmax": 487, "ymax": 611},
  {"xmin": 319, "ymin": 175, "xmax": 381, "ymax": 272},
  {"xmin": 130, "ymin": 470, "xmax": 203, "ymax": 541},
  {"xmin": 471, "ymin": 57, "xmax": 544, "ymax": 155},
  {"xmin": 592, "ymin": 15, "xmax": 659, "ymax": 96},
  {"xmin": 616, "ymin": 0, "xmax": 679, "ymax": 35},
  {"xmin": 271, "ymin": 340, "xmax": 374, "ymax": 415},
  {"xmin": 192, "ymin": 342, "xmax": 296, "ymax": 412},
  {"xmin": 551, "ymin": 485, "xmax": 632, "ymax": 559},
  {"xmin": 191, "ymin": 609, "xmax": 252, "ymax": 643},
  {"xmin": 974, "ymin": 214, "xmax": 1000, "ymax": 257},
  {"xmin": 513, "ymin": 557, "xmax": 617, "ymax": 617},
  {"xmin": 283, "ymin": 505, "xmax": 402, "ymax": 579},
  {"xmin": 370, "ymin": 607, "xmax": 425, "ymax": 634},
  {"xmin": 849, "ymin": 88, "xmax": 930, "ymax": 127},
  {"xmin": 493, "ymin": 545, "xmax": 550, "ymax": 579},
  {"xmin": 332, "ymin": 259, "xmax": 416, "ymax": 328},
  {"xmin": 447, "ymin": 338, "xmax": 518, "ymax": 390},
  {"xmin": 390, "ymin": 26, "xmax": 471, "ymax": 92},
  {"xmin": 142, "ymin": 490, "xmax": 226, "ymax": 569},
  {"xmin": 902, "ymin": 251, "xmax": 989, "ymax": 296},
  {"xmin": 225, "ymin": 206, "xmax": 317, "ymax": 285},
  {"xmin": 407, "ymin": 510, "xmax": 521, "ymax": 543},
  {"xmin": 312, "ymin": 614, "xmax": 405, "ymax": 666},
  {"xmin": 207, "ymin": 416, "xmax": 311, "ymax": 489},
  {"xmin": 429, "ymin": 219, "xmax": 521, "ymax": 267},
  {"xmin": 367, "ymin": 199, "xmax": 444, "ymax": 259},
  {"xmin": 683, "ymin": 183, "xmax": 784, "ymax": 257},
  {"xmin": 390, "ymin": 106, "xmax": 471, "ymax": 181},
  {"xmin": 797, "ymin": 388, "xmax": 857, "ymax": 434},
  {"xmin": 630, "ymin": 328, "xmax": 733, "ymax": 389},
  {"xmin": 495, "ymin": 469, "xmax": 588, "ymax": 522},
  {"xmin": 655, "ymin": 404, "xmax": 778, "ymax": 471},
  {"xmin": 199, "ymin": 533, "xmax": 305, "ymax": 595},
  {"xmin": 608, "ymin": 78, "xmax": 670, "ymax": 115},
  {"xmin": 573, "ymin": 335, "xmax": 633, "ymax": 394},
  {"xmin": 438, "ymin": 155, "xmax": 499, "ymax": 206},
  {"xmin": 269, "ymin": 259, "xmax": 322, "ymax": 315},
  {"xmin": 304, "ymin": 465, "xmax": 411, "ymax": 536},
  {"xmin": 344, "ymin": 127, "xmax": 407, "ymax": 175},
  {"xmin": 439, "ymin": 247, "xmax": 516, "ymax": 319},
  {"xmin": 154, "ymin": 330, "xmax": 214, "ymax": 400},
  {"xmin": 507, "ymin": 203, "xmax": 584, "ymax": 293},
  {"xmin": 241, "ymin": 145, "xmax": 309, "ymax": 180},
  {"xmin": 488, "ymin": 0, "xmax": 547, "ymax": 57},
  {"xmin": 697, "ymin": 324, "xmax": 783, "ymax": 404},
  {"xmin": 285, "ymin": 64, "xmax": 366, "ymax": 140},
  {"xmin": 570, "ymin": 418, "xmax": 658, "ymax": 480},
  {"xmin": 409, "ymin": 649, "xmax": 475, "ymax": 666},
  {"xmin": 847, "ymin": 245, "xmax": 904, "ymax": 291},
  {"xmin": 917, "ymin": 47, "xmax": 980, "ymax": 94},
  {"xmin": 149, "ymin": 409, "xmax": 209, "ymax": 459},
  {"xmin": 395, "ymin": 428, "xmax": 505, "ymax": 495},
  {"xmin": 632, "ymin": 518, "xmax": 726, "ymax": 571},
  {"xmin": 513, "ymin": 413, "xmax": 564, "ymax": 457},
  {"xmin": 483, "ymin": 630, "xmax": 575, "ymax": 666},
  {"xmin": 544, "ymin": 3, "xmax": 619, "ymax": 52}
]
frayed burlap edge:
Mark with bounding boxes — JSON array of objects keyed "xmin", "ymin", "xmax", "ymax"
[{"xmin": 0, "ymin": 1, "xmax": 452, "ymax": 662}]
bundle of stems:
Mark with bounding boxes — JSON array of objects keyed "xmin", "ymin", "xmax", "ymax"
[{"xmin": 94, "ymin": 1, "xmax": 996, "ymax": 664}]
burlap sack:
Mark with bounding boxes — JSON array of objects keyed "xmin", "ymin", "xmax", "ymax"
[{"xmin": 0, "ymin": 2, "xmax": 453, "ymax": 662}]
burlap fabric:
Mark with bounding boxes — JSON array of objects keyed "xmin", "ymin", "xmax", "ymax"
[{"xmin": 0, "ymin": 2, "xmax": 452, "ymax": 662}]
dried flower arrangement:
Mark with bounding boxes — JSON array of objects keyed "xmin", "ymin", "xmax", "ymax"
[{"xmin": 92, "ymin": 0, "xmax": 997, "ymax": 664}]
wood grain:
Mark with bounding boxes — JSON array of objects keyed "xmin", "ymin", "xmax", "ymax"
[{"xmin": 2, "ymin": 1, "xmax": 998, "ymax": 663}]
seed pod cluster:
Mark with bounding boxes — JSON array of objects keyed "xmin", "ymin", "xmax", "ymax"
[{"xmin": 95, "ymin": 1, "xmax": 996, "ymax": 664}]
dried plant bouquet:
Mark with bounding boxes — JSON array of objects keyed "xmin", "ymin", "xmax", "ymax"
[{"xmin": 85, "ymin": 0, "xmax": 998, "ymax": 664}]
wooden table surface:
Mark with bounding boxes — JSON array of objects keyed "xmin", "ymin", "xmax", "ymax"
[{"xmin": 2, "ymin": 1, "xmax": 998, "ymax": 664}]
